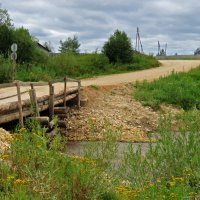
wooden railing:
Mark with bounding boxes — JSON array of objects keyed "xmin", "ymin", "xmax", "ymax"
[{"xmin": 0, "ymin": 77, "xmax": 81, "ymax": 127}]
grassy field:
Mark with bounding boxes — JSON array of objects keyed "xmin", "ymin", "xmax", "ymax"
[
  {"xmin": 134, "ymin": 67, "xmax": 200, "ymax": 110},
  {"xmin": 0, "ymin": 53, "xmax": 159, "ymax": 83},
  {"xmin": 0, "ymin": 111, "xmax": 200, "ymax": 199}
]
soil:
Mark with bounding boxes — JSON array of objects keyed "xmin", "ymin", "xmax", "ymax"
[{"xmin": 65, "ymin": 84, "xmax": 168, "ymax": 142}]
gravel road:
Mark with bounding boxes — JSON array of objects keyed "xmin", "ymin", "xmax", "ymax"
[{"xmin": 81, "ymin": 60, "xmax": 200, "ymax": 86}]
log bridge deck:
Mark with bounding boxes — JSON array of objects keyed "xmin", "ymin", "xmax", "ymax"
[{"xmin": 0, "ymin": 77, "xmax": 81, "ymax": 126}]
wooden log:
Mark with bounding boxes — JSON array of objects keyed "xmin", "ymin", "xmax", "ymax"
[
  {"xmin": 0, "ymin": 87, "xmax": 78, "ymax": 113},
  {"xmin": 28, "ymin": 117, "xmax": 49, "ymax": 125},
  {"xmin": 16, "ymin": 83, "xmax": 24, "ymax": 127},
  {"xmin": 0, "ymin": 93, "xmax": 78, "ymax": 124},
  {"xmin": 49, "ymin": 82, "xmax": 54, "ymax": 121},
  {"xmin": 80, "ymin": 98, "xmax": 88, "ymax": 107},
  {"xmin": 58, "ymin": 120, "xmax": 67, "ymax": 128},
  {"xmin": 54, "ymin": 106, "xmax": 69, "ymax": 114},
  {"xmin": 77, "ymin": 80, "xmax": 81, "ymax": 108},
  {"xmin": 57, "ymin": 114, "xmax": 69, "ymax": 119},
  {"xmin": 0, "ymin": 82, "xmax": 15, "ymax": 89},
  {"xmin": 63, "ymin": 76, "xmax": 67, "ymax": 107},
  {"xmin": 29, "ymin": 89, "xmax": 40, "ymax": 117}
]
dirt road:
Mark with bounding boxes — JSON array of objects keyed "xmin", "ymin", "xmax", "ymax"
[{"xmin": 81, "ymin": 60, "xmax": 200, "ymax": 86}]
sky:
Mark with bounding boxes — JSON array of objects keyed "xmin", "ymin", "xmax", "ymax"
[{"xmin": 1, "ymin": 0, "xmax": 200, "ymax": 55}]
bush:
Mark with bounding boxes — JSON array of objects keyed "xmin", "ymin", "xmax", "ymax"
[
  {"xmin": 0, "ymin": 55, "xmax": 12, "ymax": 83},
  {"xmin": 102, "ymin": 30, "xmax": 134, "ymax": 64}
]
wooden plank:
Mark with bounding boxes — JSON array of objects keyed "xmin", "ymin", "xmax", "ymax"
[
  {"xmin": 58, "ymin": 120, "xmax": 67, "ymax": 128},
  {"xmin": 54, "ymin": 106, "xmax": 69, "ymax": 114},
  {"xmin": 57, "ymin": 114, "xmax": 68, "ymax": 119},
  {"xmin": 78, "ymin": 80, "xmax": 81, "ymax": 108},
  {"xmin": 63, "ymin": 76, "xmax": 67, "ymax": 107},
  {"xmin": 20, "ymin": 82, "xmax": 48, "ymax": 87},
  {"xmin": 0, "ymin": 82, "xmax": 15, "ymax": 89},
  {"xmin": 49, "ymin": 82, "xmax": 54, "ymax": 121},
  {"xmin": 16, "ymin": 83, "xmax": 24, "ymax": 127},
  {"xmin": 29, "ymin": 117, "xmax": 49, "ymax": 125}
]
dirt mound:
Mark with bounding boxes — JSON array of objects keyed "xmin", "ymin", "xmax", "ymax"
[{"xmin": 0, "ymin": 128, "xmax": 12, "ymax": 153}]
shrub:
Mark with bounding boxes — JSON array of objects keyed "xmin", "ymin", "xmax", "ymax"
[
  {"xmin": 0, "ymin": 55, "xmax": 12, "ymax": 83},
  {"xmin": 102, "ymin": 30, "xmax": 134, "ymax": 64}
]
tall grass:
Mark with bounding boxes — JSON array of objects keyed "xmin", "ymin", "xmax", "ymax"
[
  {"xmin": 0, "ymin": 55, "xmax": 12, "ymax": 83},
  {"xmin": 134, "ymin": 68, "xmax": 200, "ymax": 110},
  {"xmin": 117, "ymin": 110, "xmax": 200, "ymax": 199},
  {"xmin": 13, "ymin": 52, "xmax": 159, "ymax": 82},
  {"xmin": 1, "ymin": 111, "xmax": 200, "ymax": 199}
]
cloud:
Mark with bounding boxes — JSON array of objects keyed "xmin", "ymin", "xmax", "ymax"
[{"xmin": 1, "ymin": 0, "xmax": 200, "ymax": 54}]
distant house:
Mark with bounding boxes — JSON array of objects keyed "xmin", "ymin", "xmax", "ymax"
[{"xmin": 36, "ymin": 42, "xmax": 51, "ymax": 54}]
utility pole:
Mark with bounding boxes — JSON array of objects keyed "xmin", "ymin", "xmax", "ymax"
[
  {"xmin": 165, "ymin": 43, "xmax": 167, "ymax": 55},
  {"xmin": 158, "ymin": 41, "xmax": 160, "ymax": 56},
  {"xmin": 135, "ymin": 27, "xmax": 143, "ymax": 53}
]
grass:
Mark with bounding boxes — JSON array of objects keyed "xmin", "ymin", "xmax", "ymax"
[
  {"xmin": 134, "ymin": 67, "xmax": 200, "ymax": 110},
  {"xmin": 1, "ymin": 111, "xmax": 200, "ymax": 199},
  {"xmin": 1, "ymin": 52, "xmax": 159, "ymax": 83}
]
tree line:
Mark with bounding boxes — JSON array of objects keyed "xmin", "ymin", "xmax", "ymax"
[{"xmin": 0, "ymin": 6, "xmax": 142, "ymax": 65}]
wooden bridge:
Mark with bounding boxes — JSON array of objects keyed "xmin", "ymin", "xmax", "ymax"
[{"xmin": 0, "ymin": 77, "xmax": 81, "ymax": 127}]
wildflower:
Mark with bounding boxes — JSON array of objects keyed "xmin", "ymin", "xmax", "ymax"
[
  {"xmin": 174, "ymin": 177, "xmax": 184, "ymax": 182},
  {"xmin": 1, "ymin": 154, "xmax": 10, "ymax": 160},
  {"xmin": 170, "ymin": 193, "xmax": 177, "ymax": 198},
  {"xmin": 189, "ymin": 192, "xmax": 197, "ymax": 196},
  {"xmin": 122, "ymin": 180, "xmax": 131, "ymax": 187},
  {"xmin": 169, "ymin": 181, "xmax": 176, "ymax": 187},
  {"xmin": 7, "ymin": 175, "xmax": 15, "ymax": 180},
  {"xmin": 19, "ymin": 127, "xmax": 26, "ymax": 134},
  {"xmin": 14, "ymin": 179, "xmax": 29, "ymax": 185},
  {"xmin": 157, "ymin": 179, "xmax": 161, "ymax": 183}
]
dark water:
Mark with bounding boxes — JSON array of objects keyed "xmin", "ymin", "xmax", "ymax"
[{"xmin": 66, "ymin": 141, "xmax": 151, "ymax": 163}]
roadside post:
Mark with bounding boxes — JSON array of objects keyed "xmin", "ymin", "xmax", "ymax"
[{"xmin": 11, "ymin": 43, "xmax": 18, "ymax": 82}]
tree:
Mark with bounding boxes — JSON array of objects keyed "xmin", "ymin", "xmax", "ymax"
[
  {"xmin": 102, "ymin": 30, "xmax": 133, "ymax": 64},
  {"xmin": 59, "ymin": 35, "xmax": 80, "ymax": 54},
  {"xmin": 13, "ymin": 27, "xmax": 37, "ymax": 62},
  {"xmin": 0, "ymin": 6, "xmax": 12, "ymax": 27},
  {"xmin": 194, "ymin": 48, "xmax": 200, "ymax": 55},
  {"xmin": 0, "ymin": 24, "xmax": 13, "ymax": 56},
  {"xmin": 0, "ymin": 6, "xmax": 13, "ymax": 56}
]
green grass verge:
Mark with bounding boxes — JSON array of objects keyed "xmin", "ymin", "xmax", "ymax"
[
  {"xmin": 134, "ymin": 67, "xmax": 200, "ymax": 110},
  {"xmin": 10, "ymin": 53, "xmax": 159, "ymax": 82}
]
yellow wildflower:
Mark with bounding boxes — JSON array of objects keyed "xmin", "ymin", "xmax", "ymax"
[
  {"xmin": 1, "ymin": 154, "xmax": 10, "ymax": 160},
  {"xmin": 7, "ymin": 175, "xmax": 15, "ymax": 180},
  {"xmin": 174, "ymin": 177, "xmax": 184, "ymax": 182},
  {"xmin": 170, "ymin": 193, "xmax": 177, "ymax": 198},
  {"xmin": 189, "ymin": 192, "xmax": 197, "ymax": 196},
  {"xmin": 157, "ymin": 179, "xmax": 161, "ymax": 183},
  {"xmin": 14, "ymin": 179, "xmax": 29, "ymax": 185},
  {"xmin": 169, "ymin": 181, "xmax": 176, "ymax": 187}
]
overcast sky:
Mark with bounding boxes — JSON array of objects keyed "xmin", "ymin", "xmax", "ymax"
[{"xmin": 1, "ymin": 0, "xmax": 200, "ymax": 55}]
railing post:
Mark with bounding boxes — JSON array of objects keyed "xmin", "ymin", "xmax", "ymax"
[
  {"xmin": 16, "ymin": 82, "xmax": 24, "ymax": 127},
  {"xmin": 63, "ymin": 76, "xmax": 67, "ymax": 107},
  {"xmin": 29, "ymin": 88, "xmax": 40, "ymax": 117},
  {"xmin": 78, "ymin": 80, "xmax": 81, "ymax": 108},
  {"xmin": 49, "ymin": 81, "xmax": 54, "ymax": 121}
]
